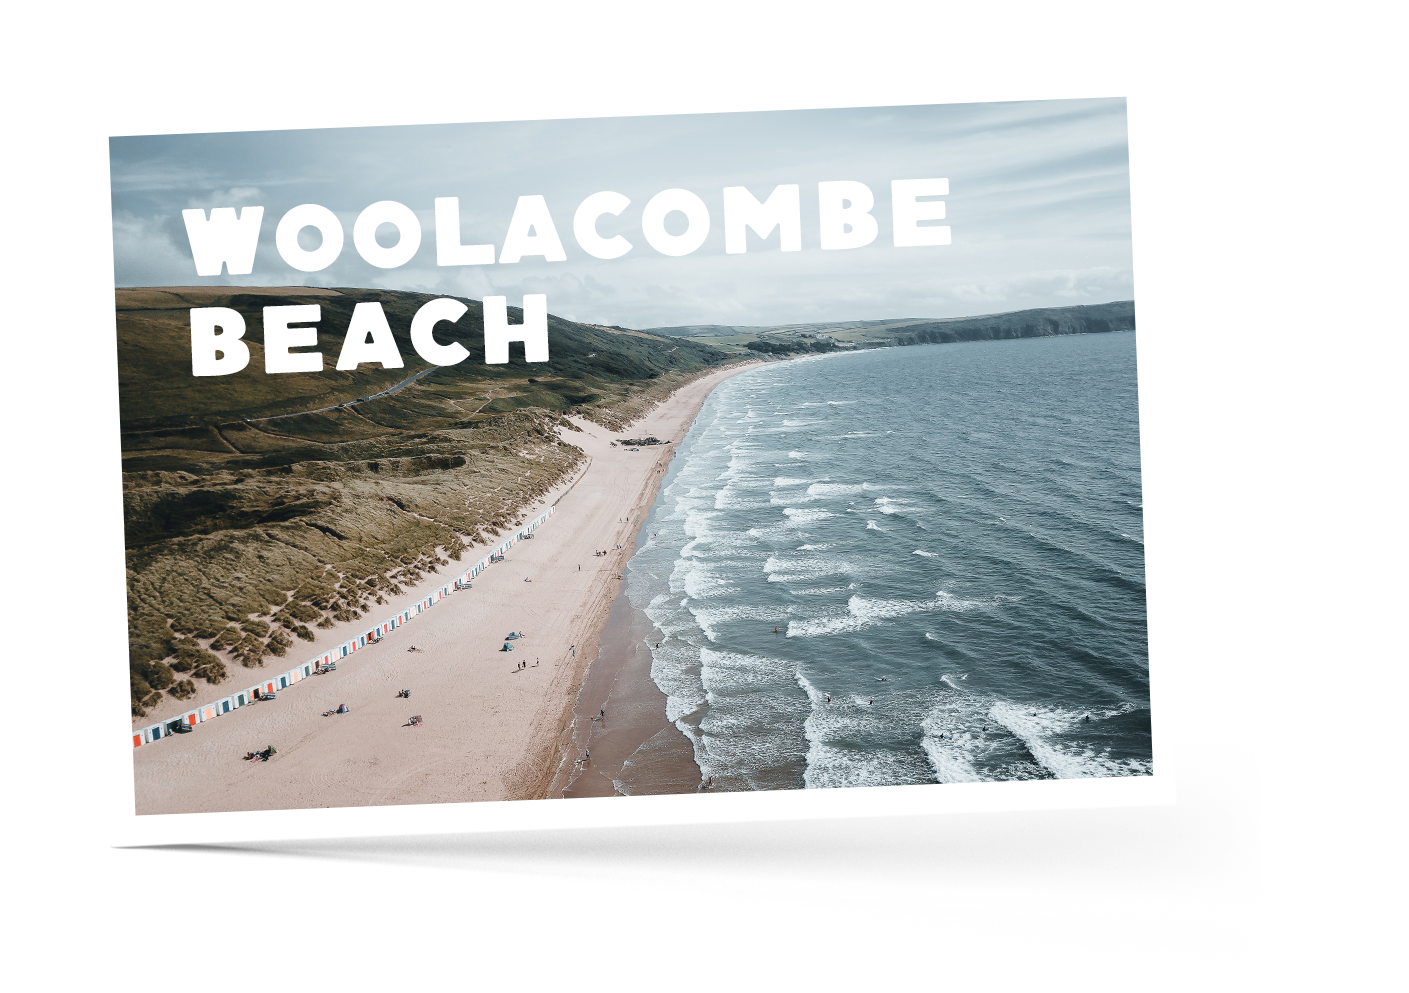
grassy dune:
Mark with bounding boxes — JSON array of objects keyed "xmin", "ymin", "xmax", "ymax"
[{"xmin": 119, "ymin": 287, "xmax": 729, "ymax": 718}]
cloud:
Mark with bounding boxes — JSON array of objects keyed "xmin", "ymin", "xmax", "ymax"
[{"xmin": 107, "ymin": 99, "xmax": 1134, "ymax": 324}]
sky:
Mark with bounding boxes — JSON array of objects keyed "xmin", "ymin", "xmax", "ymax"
[{"xmin": 109, "ymin": 98, "xmax": 1133, "ymax": 329}]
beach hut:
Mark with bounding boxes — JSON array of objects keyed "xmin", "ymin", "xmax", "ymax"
[
  {"xmin": 132, "ymin": 732, "xmax": 142, "ymax": 748},
  {"xmin": 301, "ymin": 664, "xmax": 313, "ymax": 678},
  {"xmin": 219, "ymin": 697, "xmax": 233, "ymax": 714},
  {"xmin": 201, "ymin": 704, "xmax": 217, "ymax": 722}
]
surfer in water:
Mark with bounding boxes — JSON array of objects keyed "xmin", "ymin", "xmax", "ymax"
[{"xmin": 825, "ymin": 693, "xmax": 831, "ymax": 703}]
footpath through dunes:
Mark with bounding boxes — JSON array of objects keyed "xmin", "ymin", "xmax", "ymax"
[{"xmin": 132, "ymin": 362, "xmax": 758, "ymax": 813}]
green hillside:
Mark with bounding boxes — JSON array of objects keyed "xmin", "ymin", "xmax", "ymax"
[{"xmin": 118, "ymin": 286, "xmax": 731, "ymax": 718}]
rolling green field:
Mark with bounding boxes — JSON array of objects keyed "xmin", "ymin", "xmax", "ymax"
[{"xmin": 119, "ymin": 286, "xmax": 731, "ymax": 718}]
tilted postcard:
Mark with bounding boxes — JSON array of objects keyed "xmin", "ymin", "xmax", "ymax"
[{"xmin": 111, "ymin": 98, "xmax": 1153, "ymax": 824}]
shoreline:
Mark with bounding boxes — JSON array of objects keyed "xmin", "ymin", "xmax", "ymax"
[
  {"xmin": 131, "ymin": 360, "xmax": 759, "ymax": 813},
  {"xmin": 552, "ymin": 462, "xmax": 701, "ymax": 799}
]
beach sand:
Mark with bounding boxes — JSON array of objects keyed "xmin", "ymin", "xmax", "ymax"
[{"xmin": 132, "ymin": 362, "xmax": 755, "ymax": 814}]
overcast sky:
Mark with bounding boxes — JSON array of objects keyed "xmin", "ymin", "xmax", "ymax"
[{"xmin": 109, "ymin": 99, "xmax": 1132, "ymax": 329}]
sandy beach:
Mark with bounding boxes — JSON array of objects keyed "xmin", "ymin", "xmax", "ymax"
[{"xmin": 133, "ymin": 361, "xmax": 758, "ymax": 814}]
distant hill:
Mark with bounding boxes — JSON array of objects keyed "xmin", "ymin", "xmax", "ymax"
[
  {"xmin": 887, "ymin": 301, "xmax": 1135, "ymax": 345},
  {"xmin": 639, "ymin": 302, "xmax": 1135, "ymax": 345}
]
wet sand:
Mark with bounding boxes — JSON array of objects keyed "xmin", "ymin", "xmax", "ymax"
[{"xmin": 557, "ymin": 563, "xmax": 701, "ymax": 798}]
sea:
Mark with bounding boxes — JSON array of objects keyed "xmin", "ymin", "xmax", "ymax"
[{"xmin": 619, "ymin": 331, "xmax": 1151, "ymax": 792}]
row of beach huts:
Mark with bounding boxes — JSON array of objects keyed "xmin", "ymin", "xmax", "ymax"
[{"xmin": 132, "ymin": 507, "xmax": 554, "ymax": 747}]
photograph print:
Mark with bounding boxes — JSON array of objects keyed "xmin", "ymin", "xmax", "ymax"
[{"xmin": 112, "ymin": 97, "xmax": 1150, "ymax": 814}]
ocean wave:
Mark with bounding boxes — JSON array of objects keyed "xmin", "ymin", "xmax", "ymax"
[
  {"xmin": 764, "ymin": 555, "xmax": 853, "ymax": 584},
  {"xmin": 808, "ymin": 482, "xmax": 868, "ymax": 498},
  {"xmin": 865, "ymin": 520, "xmax": 885, "ymax": 531},
  {"xmin": 788, "ymin": 451, "xmax": 806, "ymax": 459},
  {"xmin": 787, "ymin": 614, "xmax": 871, "ymax": 637},
  {"xmin": 873, "ymin": 496, "xmax": 915, "ymax": 515},
  {"xmin": 715, "ymin": 485, "xmax": 770, "ymax": 511},
  {"xmin": 913, "ymin": 549, "xmax": 939, "ymax": 557},
  {"xmin": 688, "ymin": 602, "xmax": 793, "ymax": 641},
  {"xmin": 773, "ymin": 477, "xmax": 814, "ymax": 487},
  {"xmin": 987, "ymin": 701, "xmax": 1152, "ymax": 779},
  {"xmin": 788, "ymin": 591, "xmax": 1005, "ymax": 637},
  {"xmin": 782, "ymin": 507, "xmax": 832, "ymax": 526},
  {"xmin": 802, "ymin": 740, "xmax": 916, "ymax": 789}
]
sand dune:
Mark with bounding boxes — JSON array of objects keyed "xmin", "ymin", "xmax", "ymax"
[{"xmin": 132, "ymin": 362, "xmax": 757, "ymax": 814}]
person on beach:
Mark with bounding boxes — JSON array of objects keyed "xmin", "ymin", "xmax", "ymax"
[{"xmin": 600, "ymin": 708, "xmax": 606, "ymax": 719}]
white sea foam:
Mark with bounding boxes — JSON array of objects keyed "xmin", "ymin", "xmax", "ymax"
[
  {"xmin": 782, "ymin": 507, "xmax": 832, "ymax": 525},
  {"xmin": 773, "ymin": 477, "xmax": 813, "ymax": 487},
  {"xmin": 873, "ymin": 496, "xmax": 914, "ymax": 515},
  {"xmin": 688, "ymin": 602, "xmax": 793, "ymax": 641},
  {"xmin": 764, "ymin": 555, "xmax": 853, "ymax": 584},
  {"xmin": 788, "ymin": 591, "xmax": 1004, "ymax": 637},
  {"xmin": 987, "ymin": 701, "xmax": 1152, "ymax": 779},
  {"xmin": 865, "ymin": 520, "xmax": 885, "ymax": 531},
  {"xmin": 807, "ymin": 482, "xmax": 868, "ymax": 498},
  {"xmin": 797, "ymin": 543, "xmax": 835, "ymax": 551},
  {"xmin": 787, "ymin": 614, "xmax": 871, "ymax": 637},
  {"xmin": 913, "ymin": 549, "xmax": 939, "ymax": 557}
]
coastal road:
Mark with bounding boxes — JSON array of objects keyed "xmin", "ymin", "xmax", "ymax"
[{"xmin": 240, "ymin": 365, "xmax": 439, "ymax": 424}]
